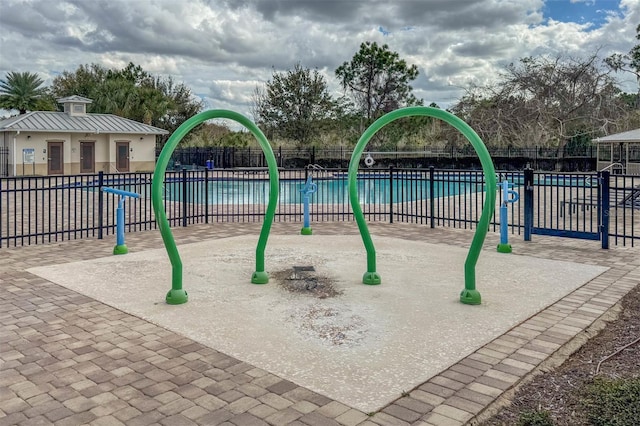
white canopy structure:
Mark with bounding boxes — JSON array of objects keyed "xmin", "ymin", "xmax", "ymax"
[{"xmin": 593, "ymin": 129, "xmax": 640, "ymax": 174}]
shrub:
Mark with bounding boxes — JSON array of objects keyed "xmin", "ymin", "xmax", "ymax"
[
  {"xmin": 517, "ymin": 409, "xmax": 555, "ymax": 426},
  {"xmin": 582, "ymin": 377, "xmax": 640, "ymax": 426}
]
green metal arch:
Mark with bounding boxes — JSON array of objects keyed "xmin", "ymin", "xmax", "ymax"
[
  {"xmin": 348, "ymin": 106, "xmax": 496, "ymax": 305},
  {"xmin": 151, "ymin": 110, "xmax": 280, "ymax": 305}
]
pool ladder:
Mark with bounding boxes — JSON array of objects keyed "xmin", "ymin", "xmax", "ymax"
[{"xmin": 306, "ymin": 163, "xmax": 330, "ymax": 178}]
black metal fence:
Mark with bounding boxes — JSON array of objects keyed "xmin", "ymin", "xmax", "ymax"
[
  {"xmin": 0, "ymin": 146, "xmax": 8, "ymax": 177},
  {"xmin": 1, "ymin": 168, "xmax": 638, "ymax": 248},
  {"xmin": 161, "ymin": 145, "xmax": 598, "ymax": 171}
]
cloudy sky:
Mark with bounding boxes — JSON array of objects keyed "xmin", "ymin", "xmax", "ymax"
[{"xmin": 0, "ymin": 0, "xmax": 638, "ymax": 120}]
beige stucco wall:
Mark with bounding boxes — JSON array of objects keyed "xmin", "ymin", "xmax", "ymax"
[
  {"xmin": 6, "ymin": 131, "xmax": 157, "ymax": 176},
  {"xmin": 130, "ymin": 136, "xmax": 156, "ymax": 172},
  {"xmin": 8, "ymin": 131, "xmax": 69, "ymax": 176}
]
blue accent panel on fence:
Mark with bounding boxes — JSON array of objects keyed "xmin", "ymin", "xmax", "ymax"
[{"xmin": 532, "ymin": 227, "xmax": 600, "ymax": 240}]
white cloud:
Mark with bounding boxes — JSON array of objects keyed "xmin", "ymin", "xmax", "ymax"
[
  {"xmin": 209, "ymin": 80, "xmax": 260, "ymax": 104},
  {"xmin": 0, "ymin": 0, "xmax": 638, "ymax": 121}
]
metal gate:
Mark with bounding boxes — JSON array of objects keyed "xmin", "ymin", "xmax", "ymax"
[
  {"xmin": 0, "ymin": 146, "xmax": 8, "ymax": 177},
  {"xmin": 524, "ymin": 169, "xmax": 610, "ymax": 248}
]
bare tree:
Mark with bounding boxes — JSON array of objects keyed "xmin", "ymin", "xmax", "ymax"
[{"xmin": 452, "ymin": 54, "xmax": 627, "ymax": 154}]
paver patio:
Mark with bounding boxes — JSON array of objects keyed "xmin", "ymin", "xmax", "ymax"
[{"xmin": 1, "ymin": 222, "xmax": 638, "ymax": 425}]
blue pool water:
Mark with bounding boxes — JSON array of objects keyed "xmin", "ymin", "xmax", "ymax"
[
  {"xmin": 77, "ymin": 172, "xmax": 595, "ymax": 205},
  {"xmin": 161, "ymin": 176, "xmax": 486, "ymax": 205},
  {"xmin": 162, "ymin": 174, "xmax": 594, "ymax": 205}
]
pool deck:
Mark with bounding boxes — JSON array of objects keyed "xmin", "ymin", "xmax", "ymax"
[{"xmin": 1, "ymin": 222, "xmax": 639, "ymax": 426}]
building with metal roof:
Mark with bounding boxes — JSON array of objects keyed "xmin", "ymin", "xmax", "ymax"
[
  {"xmin": 593, "ymin": 129, "xmax": 640, "ymax": 174},
  {"xmin": 0, "ymin": 97, "xmax": 168, "ymax": 176}
]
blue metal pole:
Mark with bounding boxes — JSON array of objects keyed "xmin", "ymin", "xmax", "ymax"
[
  {"xmin": 303, "ymin": 195, "xmax": 310, "ymax": 230},
  {"xmin": 500, "ymin": 204, "xmax": 508, "ymax": 245},
  {"xmin": 300, "ymin": 174, "xmax": 317, "ymax": 235},
  {"xmin": 497, "ymin": 180, "xmax": 518, "ymax": 253},
  {"xmin": 113, "ymin": 196, "xmax": 128, "ymax": 255},
  {"xmin": 116, "ymin": 198, "xmax": 125, "ymax": 247},
  {"xmin": 102, "ymin": 187, "xmax": 139, "ymax": 255}
]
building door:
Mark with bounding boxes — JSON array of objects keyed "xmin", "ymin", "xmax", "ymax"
[
  {"xmin": 47, "ymin": 142, "xmax": 64, "ymax": 175},
  {"xmin": 80, "ymin": 142, "xmax": 95, "ymax": 173},
  {"xmin": 116, "ymin": 142, "xmax": 130, "ymax": 172}
]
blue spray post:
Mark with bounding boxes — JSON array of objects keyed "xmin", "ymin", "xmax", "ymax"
[
  {"xmin": 300, "ymin": 174, "xmax": 318, "ymax": 235},
  {"xmin": 102, "ymin": 187, "xmax": 140, "ymax": 255},
  {"xmin": 497, "ymin": 180, "xmax": 519, "ymax": 253}
]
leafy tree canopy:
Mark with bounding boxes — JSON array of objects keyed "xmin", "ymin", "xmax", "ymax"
[
  {"xmin": 0, "ymin": 71, "xmax": 56, "ymax": 114},
  {"xmin": 254, "ymin": 63, "xmax": 336, "ymax": 146},
  {"xmin": 606, "ymin": 24, "xmax": 640, "ymax": 82},
  {"xmin": 606, "ymin": 24, "xmax": 640, "ymax": 108},
  {"xmin": 335, "ymin": 41, "xmax": 420, "ymax": 121},
  {"xmin": 52, "ymin": 62, "xmax": 203, "ymax": 144}
]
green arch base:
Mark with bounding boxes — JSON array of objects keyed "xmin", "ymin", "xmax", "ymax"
[
  {"xmin": 497, "ymin": 243, "xmax": 513, "ymax": 254},
  {"xmin": 363, "ymin": 272, "xmax": 381, "ymax": 285},
  {"xmin": 347, "ymin": 106, "xmax": 496, "ymax": 305},
  {"xmin": 251, "ymin": 271, "xmax": 270, "ymax": 284},
  {"xmin": 152, "ymin": 110, "xmax": 280, "ymax": 304}
]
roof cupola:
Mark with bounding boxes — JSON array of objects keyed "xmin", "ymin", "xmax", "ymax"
[{"xmin": 57, "ymin": 95, "xmax": 93, "ymax": 116}]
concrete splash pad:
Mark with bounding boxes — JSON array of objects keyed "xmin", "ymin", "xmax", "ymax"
[{"xmin": 28, "ymin": 235, "xmax": 607, "ymax": 412}]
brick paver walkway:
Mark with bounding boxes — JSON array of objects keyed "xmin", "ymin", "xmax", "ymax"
[{"xmin": 1, "ymin": 222, "xmax": 638, "ymax": 425}]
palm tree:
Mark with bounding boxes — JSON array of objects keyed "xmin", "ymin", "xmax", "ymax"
[{"xmin": 0, "ymin": 71, "xmax": 48, "ymax": 114}]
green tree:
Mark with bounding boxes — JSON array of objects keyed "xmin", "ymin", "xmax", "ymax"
[
  {"xmin": 606, "ymin": 24, "xmax": 640, "ymax": 108},
  {"xmin": 52, "ymin": 63, "xmax": 203, "ymax": 145},
  {"xmin": 51, "ymin": 64, "xmax": 110, "ymax": 106},
  {"xmin": 152, "ymin": 76, "xmax": 203, "ymax": 143},
  {"xmin": 606, "ymin": 24, "xmax": 640, "ymax": 84},
  {"xmin": 0, "ymin": 71, "xmax": 54, "ymax": 114},
  {"xmin": 254, "ymin": 63, "xmax": 336, "ymax": 146},
  {"xmin": 335, "ymin": 41, "xmax": 420, "ymax": 122},
  {"xmin": 183, "ymin": 123, "xmax": 232, "ymax": 147}
]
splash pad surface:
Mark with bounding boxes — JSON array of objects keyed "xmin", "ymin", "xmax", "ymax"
[{"xmin": 28, "ymin": 234, "xmax": 607, "ymax": 412}]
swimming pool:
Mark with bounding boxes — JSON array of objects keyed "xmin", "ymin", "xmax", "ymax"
[
  {"xmin": 159, "ymin": 172, "xmax": 593, "ymax": 205},
  {"xmin": 160, "ymin": 176, "xmax": 486, "ymax": 205}
]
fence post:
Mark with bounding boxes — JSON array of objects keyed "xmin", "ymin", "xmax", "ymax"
[
  {"xmin": 389, "ymin": 165, "xmax": 394, "ymax": 223},
  {"xmin": 429, "ymin": 166, "xmax": 435, "ymax": 228},
  {"xmin": 0, "ymin": 178, "xmax": 2, "ymax": 245},
  {"xmin": 98, "ymin": 171, "xmax": 104, "ymax": 239},
  {"xmin": 601, "ymin": 170, "xmax": 610, "ymax": 249},
  {"xmin": 204, "ymin": 168, "xmax": 209, "ymax": 224},
  {"xmin": 524, "ymin": 168, "xmax": 533, "ymax": 241},
  {"xmin": 182, "ymin": 168, "xmax": 188, "ymax": 227}
]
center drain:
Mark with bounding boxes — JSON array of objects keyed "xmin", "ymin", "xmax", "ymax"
[
  {"xmin": 291, "ymin": 265, "xmax": 316, "ymax": 280},
  {"xmin": 273, "ymin": 266, "xmax": 342, "ymax": 299}
]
